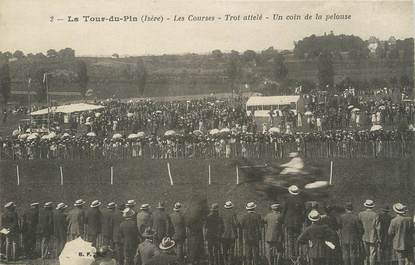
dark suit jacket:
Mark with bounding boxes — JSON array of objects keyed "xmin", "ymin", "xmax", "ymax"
[
  {"xmin": 152, "ymin": 210, "xmax": 170, "ymax": 240},
  {"xmin": 283, "ymin": 194, "xmax": 305, "ymax": 230},
  {"xmin": 358, "ymin": 209, "xmax": 378, "ymax": 243},
  {"xmin": 86, "ymin": 207, "xmax": 102, "ymax": 236},
  {"xmin": 66, "ymin": 207, "xmax": 85, "ymax": 236},
  {"xmin": 119, "ymin": 218, "xmax": 139, "ymax": 251},
  {"xmin": 376, "ymin": 212, "xmax": 392, "ymax": 248},
  {"xmin": 170, "ymin": 211, "xmax": 186, "ymax": 242},
  {"xmin": 298, "ymin": 222, "xmax": 336, "ymax": 259},
  {"xmin": 22, "ymin": 208, "xmax": 39, "ymax": 235},
  {"xmin": 264, "ymin": 211, "xmax": 283, "ymax": 243},
  {"xmin": 1, "ymin": 209, "xmax": 20, "ymax": 235},
  {"xmin": 137, "ymin": 211, "xmax": 153, "ymax": 235},
  {"xmin": 222, "ymin": 209, "xmax": 238, "ymax": 240},
  {"xmin": 205, "ymin": 212, "xmax": 224, "ymax": 241},
  {"xmin": 112, "ymin": 211, "xmax": 122, "ymax": 244},
  {"xmin": 53, "ymin": 210, "xmax": 67, "ymax": 240},
  {"xmin": 240, "ymin": 211, "xmax": 262, "ymax": 243},
  {"xmin": 38, "ymin": 208, "xmax": 54, "ymax": 237},
  {"xmin": 388, "ymin": 215, "xmax": 413, "ymax": 251},
  {"xmin": 339, "ymin": 211, "xmax": 364, "ymax": 245},
  {"xmin": 101, "ymin": 208, "xmax": 114, "ymax": 239}
]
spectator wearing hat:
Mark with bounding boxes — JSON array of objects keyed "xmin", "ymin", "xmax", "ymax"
[
  {"xmin": 101, "ymin": 202, "xmax": 116, "ymax": 247},
  {"xmin": 358, "ymin": 199, "xmax": 379, "ymax": 265},
  {"xmin": 282, "ymin": 185, "xmax": 305, "ymax": 259},
  {"xmin": 135, "ymin": 227, "xmax": 159, "ymax": 265},
  {"xmin": 298, "ymin": 210, "xmax": 337, "ymax": 265},
  {"xmin": 152, "ymin": 202, "xmax": 170, "ymax": 245},
  {"xmin": 137, "ymin": 204, "xmax": 153, "ymax": 236},
  {"xmin": 264, "ymin": 203, "xmax": 283, "ymax": 265},
  {"xmin": 339, "ymin": 202, "xmax": 364, "ymax": 265},
  {"xmin": 126, "ymin": 200, "xmax": 137, "ymax": 212},
  {"xmin": 39, "ymin": 202, "xmax": 54, "ymax": 259},
  {"xmin": 221, "ymin": 201, "xmax": 239, "ymax": 265},
  {"xmin": 119, "ymin": 208, "xmax": 139, "ymax": 265},
  {"xmin": 53, "ymin": 203, "xmax": 68, "ymax": 257},
  {"xmin": 1, "ymin": 202, "xmax": 19, "ymax": 261},
  {"xmin": 376, "ymin": 205, "xmax": 392, "ymax": 265},
  {"xmin": 205, "ymin": 203, "xmax": 224, "ymax": 265},
  {"xmin": 240, "ymin": 202, "xmax": 262, "ymax": 265},
  {"xmin": 86, "ymin": 200, "xmax": 102, "ymax": 246},
  {"xmin": 169, "ymin": 202, "xmax": 185, "ymax": 264},
  {"xmin": 146, "ymin": 237, "xmax": 178, "ymax": 265},
  {"xmin": 67, "ymin": 199, "xmax": 86, "ymax": 240},
  {"xmin": 388, "ymin": 203, "xmax": 413, "ymax": 265},
  {"xmin": 22, "ymin": 202, "xmax": 40, "ymax": 259},
  {"xmin": 113, "ymin": 204, "xmax": 125, "ymax": 265}
]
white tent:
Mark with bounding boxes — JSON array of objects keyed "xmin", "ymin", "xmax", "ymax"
[
  {"xmin": 30, "ymin": 103, "xmax": 105, "ymax": 116},
  {"xmin": 246, "ymin": 95, "xmax": 300, "ymax": 107}
]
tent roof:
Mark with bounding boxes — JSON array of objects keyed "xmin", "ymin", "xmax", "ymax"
[
  {"xmin": 246, "ymin": 95, "xmax": 300, "ymax": 106},
  {"xmin": 30, "ymin": 103, "xmax": 104, "ymax": 116}
]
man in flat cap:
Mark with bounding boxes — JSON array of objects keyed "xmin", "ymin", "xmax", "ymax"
[
  {"xmin": 22, "ymin": 202, "xmax": 40, "ymax": 259},
  {"xmin": 169, "ymin": 202, "xmax": 186, "ymax": 264},
  {"xmin": 39, "ymin": 202, "xmax": 54, "ymax": 259},
  {"xmin": 53, "ymin": 203, "xmax": 68, "ymax": 256},
  {"xmin": 85, "ymin": 200, "xmax": 102, "ymax": 246},
  {"xmin": 1, "ymin": 202, "xmax": 19, "ymax": 261},
  {"xmin": 152, "ymin": 202, "xmax": 171, "ymax": 245},
  {"xmin": 205, "ymin": 203, "xmax": 224, "ymax": 265},
  {"xmin": 67, "ymin": 199, "xmax": 86, "ymax": 240},
  {"xmin": 264, "ymin": 203, "xmax": 283, "ymax": 265},
  {"xmin": 359, "ymin": 199, "xmax": 379, "ymax": 265},
  {"xmin": 339, "ymin": 202, "xmax": 364, "ymax": 265},
  {"xmin": 388, "ymin": 203, "xmax": 413, "ymax": 265}
]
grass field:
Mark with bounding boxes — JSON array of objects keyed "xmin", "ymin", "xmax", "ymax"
[{"xmin": 0, "ymin": 157, "xmax": 413, "ymax": 217}]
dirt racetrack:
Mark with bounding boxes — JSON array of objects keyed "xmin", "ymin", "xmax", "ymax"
[{"xmin": 0, "ymin": 157, "xmax": 414, "ymax": 216}]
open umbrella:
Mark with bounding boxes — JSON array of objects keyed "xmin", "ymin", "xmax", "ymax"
[
  {"xmin": 41, "ymin": 134, "xmax": 50, "ymax": 140},
  {"xmin": 48, "ymin": 132, "xmax": 57, "ymax": 139},
  {"xmin": 370, "ymin": 125, "xmax": 383, "ymax": 131},
  {"xmin": 127, "ymin": 113, "xmax": 134, "ymax": 118},
  {"xmin": 304, "ymin": 111, "xmax": 313, "ymax": 116},
  {"xmin": 27, "ymin": 133, "xmax": 39, "ymax": 141},
  {"xmin": 268, "ymin": 127, "xmax": 280, "ymax": 134},
  {"xmin": 95, "ymin": 112, "xmax": 101, "ymax": 118},
  {"xmin": 59, "ymin": 237, "xmax": 96, "ymax": 265},
  {"xmin": 18, "ymin": 134, "xmax": 29, "ymax": 140},
  {"xmin": 209, "ymin": 129, "xmax": 220, "ymax": 135},
  {"xmin": 164, "ymin": 130, "xmax": 176, "ymax": 137},
  {"xmin": 220, "ymin": 128, "xmax": 231, "ymax": 134},
  {"xmin": 351, "ymin": 108, "xmax": 360, "ymax": 112},
  {"xmin": 86, "ymin": 132, "xmax": 96, "ymax": 137},
  {"xmin": 112, "ymin": 133, "xmax": 123, "ymax": 139},
  {"xmin": 127, "ymin": 134, "xmax": 138, "ymax": 139},
  {"xmin": 136, "ymin": 132, "xmax": 146, "ymax": 138}
]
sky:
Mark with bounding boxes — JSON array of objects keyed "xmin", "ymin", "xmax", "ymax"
[{"xmin": 0, "ymin": 0, "xmax": 413, "ymax": 56}]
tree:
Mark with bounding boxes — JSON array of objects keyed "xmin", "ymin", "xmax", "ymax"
[
  {"xmin": 317, "ymin": 51, "xmax": 334, "ymax": 89},
  {"xmin": 211, "ymin": 49, "xmax": 223, "ymax": 59},
  {"xmin": 0, "ymin": 56, "xmax": 11, "ymax": 106},
  {"xmin": 112, "ymin": 53, "xmax": 119, "ymax": 58},
  {"xmin": 13, "ymin": 50, "xmax": 25, "ymax": 60},
  {"xmin": 225, "ymin": 53, "xmax": 241, "ymax": 92},
  {"xmin": 2, "ymin": 52, "xmax": 12, "ymax": 59},
  {"xmin": 35, "ymin": 53, "xmax": 47, "ymax": 60},
  {"xmin": 134, "ymin": 60, "xmax": 147, "ymax": 96},
  {"xmin": 271, "ymin": 54, "xmax": 288, "ymax": 82},
  {"xmin": 46, "ymin": 49, "xmax": 58, "ymax": 58},
  {"xmin": 77, "ymin": 61, "xmax": 89, "ymax": 97},
  {"xmin": 242, "ymin": 50, "xmax": 257, "ymax": 63},
  {"xmin": 58, "ymin": 48, "xmax": 75, "ymax": 58}
]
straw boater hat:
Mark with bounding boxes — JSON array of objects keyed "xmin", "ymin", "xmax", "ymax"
[
  {"xmin": 74, "ymin": 199, "xmax": 85, "ymax": 206},
  {"xmin": 90, "ymin": 200, "xmax": 102, "ymax": 208},
  {"xmin": 363, "ymin": 199, "xmax": 375, "ymax": 208},
  {"xmin": 157, "ymin": 202, "xmax": 165, "ymax": 209},
  {"xmin": 30, "ymin": 202, "xmax": 40, "ymax": 207},
  {"xmin": 173, "ymin": 202, "xmax": 181, "ymax": 211},
  {"xmin": 126, "ymin": 200, "xmax": 136, "ymax": 207},
  {"xmin": 44, "ymin": 202, "xmax": 53, "ymax": 208},
  {"xmin": 159, "ymin": 237, "xmax": 176, "ymax": 250},
  {"xmin": 107, "ymin": 202, "xmax": 116, "ymax": 209},
  {"xmin": 140, "ymin": 204, "xmax": 150, "ymax": 210},
  {"xmin": 308, "ymin": 210, "xmax": 321, "ymax": 222},
  {"xmin": 122, "ymin": 208, "xmax": 135, "ymax": 218},
  {"xmin": 56, "ymin": 203, "xmax": 68, "ymax": 210},
  {"xmin": 393, "ymin": 203, "xmax": 406, "ymax": 215},
  {"xmin": 288, "ymin": 185, "xmax": 300, "ymax": 195},
  {"xmin": 142, "ymin": 227, "xmax": 156, "ymax": 238},
  {"xmin": 224, "ymin": 201, "xmax": 234, "ymax": 209},
  {"xmin": 4, "ymin": 202, "xmax": 15, "ymax": 208},
  {"xmin": 271, "ymin": 204, "xmax": 280, "ymax": 211},
  {"xmin": 246, "ymin": 202, "xmax": 257, "ymax": 211}
]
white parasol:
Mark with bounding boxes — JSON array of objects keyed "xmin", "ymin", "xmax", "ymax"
[
  {"xmin": 164, "ymin": 130, "xmax": 176, "ymax": 136},
  {"xmin": 18, "ymin": 134, "xmax": 29, "ymax": 140},
  {"xmin": 370, "ymin": 125, "xmax": 383, "ymax": 131},
  {"xmin": 220, "ymin": 128, "xmax": 231, "ymax": 134},
  {"xmin": 86, "ymin": 132, "xmax": 96, "ymax": 137},
  {"xmin": 95, "ymin": 112, "xmax": 101, "ymax": 118},
  {"xmin": 112, "ymin": 133, "xmax": 123, "ymax": 139},
  {"xmin": 268, "ymin": 127, "xmax": 280, "ymax": 133},
  {"xmin": 127, "ymin": 113, "xmax": 134, "ymax": 118},
  {"xmin": 59, "ymin": 237, "xmax": 96, "ymax": 265},
  {"xmin": 27, "ymin": 133, "xmax": 39, "ymax": 141},
  {"xmin": 304, "ymin": 111, "xmax": 313, "ymax": 116},
  {"xmin": 136, "ymin": 132, "xmax": 146, "ymax": 138},
  {"xmin": 209, "ymin": 129, "xmax": 220, "ymax": 135},
  {"xmin": 127, "ymin": 134, "xmax": 138, "ymax": 139},
  {"xmin": 351, "ymin": 108, "xmax": 360, "ymax": 112}
]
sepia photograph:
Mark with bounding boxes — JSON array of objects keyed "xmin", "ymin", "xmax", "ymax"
[{"xmin": 0, "ymin": 0, "xmax": 414, "ymax": 265}]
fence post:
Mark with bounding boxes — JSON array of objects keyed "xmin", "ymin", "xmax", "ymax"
[
  {"xmin": 236, "ymin": 166, "xmax": 239, "ymax": 185},
  {"xmin": 16, "ymin": 165, "xmax": 20, "ymax": 186},
  {"xmin": 60, "ymin": 166, "xmax": 63, "ymax": 185},
  {"xmin": 208, "ymin": 164, "xmax": 211, "ymax": 185},
  {"xmin": 110, "ymin": 166, "xmax": 114, "ymax": 185}
]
